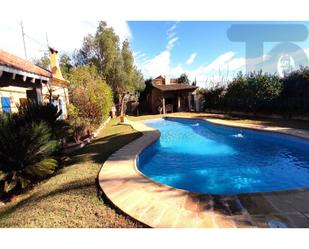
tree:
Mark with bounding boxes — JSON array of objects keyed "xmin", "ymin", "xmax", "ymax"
[
  {"xmin": 74, "ymin": 21, "xmax": 144, "ymax": 117},
  {"xmin": 118, "ymin": 39, "xmax": 144, "ymax": 116},
  {"xmin": 177, "ymin": 73, "xmax": 190, "ymax": 84},
  {"xmin": 59, "ymin": 54, "xmax": 73, "ymax": 79},
  {"xmin": 69, "ymin": 65, "xmax": 113, "ymax": 126},
  {"xmin": 33, "ymin": 55, "xmax": 50, "ymax": 70},
  {"xmin": 192, "ymin": 77, "xmax": 197, "ymax": 86}
]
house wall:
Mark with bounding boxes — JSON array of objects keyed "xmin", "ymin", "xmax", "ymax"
[
  {"xmin": 0, "ymin": 86, "xmax": 28, "ymax": 113},
  {"xmin": 0, "ymin": 83, "xmax": 69, "ymax": 119},
  {"xmin": 153, "ymin": 76, "xmax": 165, "ymax": 85},
  {"xmin": 150, "ymin": 88, "xmax": 163, "ymax": 113},
  {"xmin": 42, "ymin": 84, "xmax": 69, "ymax": 119},
  {"xmin": 149, "ymin": 88, "xmax": 195, "ymax": 114}
]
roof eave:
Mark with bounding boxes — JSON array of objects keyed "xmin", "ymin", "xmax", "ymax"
[
  {"xmin": 51, "ymin": 76, "xmax": 70, "ymax": 87},
  {"xmin": 0, "ymin": 64, "xmax": 50, "ymax": 82}
]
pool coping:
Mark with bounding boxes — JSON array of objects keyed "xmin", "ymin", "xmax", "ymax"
[{"xmin": 98, "ymin": 115, "xmax": 309, "ymax": 228}]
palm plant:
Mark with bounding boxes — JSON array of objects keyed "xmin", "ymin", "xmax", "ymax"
[
  {"xmin": 18, "ymin": 102, "xmax": 70, "ymax": 140},
  {"xmin": 0, "ymin": 114, "xmax": 58, "ymax": 196}
]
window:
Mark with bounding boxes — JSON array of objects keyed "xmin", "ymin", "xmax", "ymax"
[{"xmin": 1, "ymin": 97, "xmax": 11, "ymax": 113}]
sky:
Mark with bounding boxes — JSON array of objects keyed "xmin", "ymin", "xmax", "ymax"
[{"xmin": 1, "ymin": 20, "xmax": 309, "ymax": 88}]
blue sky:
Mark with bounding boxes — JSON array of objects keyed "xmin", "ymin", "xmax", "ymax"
[
  {"xmin": 1, "ymin": 19, "xmax": 309, "ymax": 88},
  {"xmin": 129, "ymin": 21, "xmax": 309, "ymax": 87}
]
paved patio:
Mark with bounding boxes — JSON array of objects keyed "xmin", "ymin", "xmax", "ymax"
[{"xmin": 98, "ymin": 116, "xmax": 309, "ymax": 228}]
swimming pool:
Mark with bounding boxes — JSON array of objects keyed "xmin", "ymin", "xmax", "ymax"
[{"xmin": 137, "ymin": 117, "xmax": 309, "ymax": 195}]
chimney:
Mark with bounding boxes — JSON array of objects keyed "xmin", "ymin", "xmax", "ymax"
[
  {"xmin": 49, "ymin": 47, "xmax": 64, "ymax": 80},
  {"xmin": 164, "ymin": 75, "xmax": 170, "ymax": 85}
]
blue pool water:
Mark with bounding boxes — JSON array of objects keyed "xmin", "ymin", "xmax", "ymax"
[{"xmin": 137, "ymin": 118, "xmax": 309, "ymax": 194}]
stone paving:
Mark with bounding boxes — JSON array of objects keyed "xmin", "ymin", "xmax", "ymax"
[{"xmin": 98, "ymin": 116, "xmax": 309, "ymax": 228}]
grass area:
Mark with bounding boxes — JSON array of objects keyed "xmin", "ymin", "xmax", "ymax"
[
  {"xmin": 0, "ymin": 118, "xmax": 144, "ymax": 228},
  {"xmin": 128, "ymin": 112, "xmax": 309, "ymax": 131}
]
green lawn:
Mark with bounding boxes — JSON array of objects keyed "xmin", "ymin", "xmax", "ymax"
[{"xmin": 0, "ymin": 118, "xmax": 144, "ymax": 228}]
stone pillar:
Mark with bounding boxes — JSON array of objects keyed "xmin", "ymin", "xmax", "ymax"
[
  {"xmin": 35, "ymin": 88, "xmax": 43, "ymax": 105},
  {"xmin": 177, "ymin": 95, "xmax": 181, "ymax": 111},
  {"xmin": 194, "ymin": 95, "xmax": 199, "ymax": 112},
  {"xmin": 162, "ymin": 97, "xmax": 166, "ymax": 114},
  {"xmin": 188, "ymin": 93, "xmax": 191, "ymax": 111}
]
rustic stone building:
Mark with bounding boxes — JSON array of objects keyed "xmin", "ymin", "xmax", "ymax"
[{"xmin": 147, "ymin": 75, "xmax": 198, "ymax": 114}]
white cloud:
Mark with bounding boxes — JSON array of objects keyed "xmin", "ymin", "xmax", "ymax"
[
  {"xmin": 165, "ymin": 22, "xmax": 179, "ymax": 50},
  {"xmin": 143, "ymin": 51, "xmax": 171, "ymax": 77},
  {"xmin": 166, "ymin": 37, "xmax": 179, "ymax": 50},
  {"xmin": 226, "ymin": 57, "xmax": 246, "ymax": 70},
  {"xmin": 202, "ymin": 51, "xmax": 235, "ymax": 72},
  {"xmin": 186, "ymin": 53, "xmax": 197, "ymax": 65},
  {"xmin": 168, "ymin": 23, "xmax": 177, "ymax": 33},
  {"xmin": 136, "ymin": 22, "xmax": 181, "ymax": 78},
  {"xmin": 138, "ymin": 50, "xmax": 245, "ymax": 85},
  {"xmin": 106, "ymin": 19, "xmax": 132, "ymax": 42}
]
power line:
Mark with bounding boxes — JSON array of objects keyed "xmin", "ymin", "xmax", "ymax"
[
  {"xmin": 19, "ymin": 21, "xmax": 67, "ymax": 59},
  {"xmin": 20, "ymin": 21, "xmax": 27, "ymax": 59}
]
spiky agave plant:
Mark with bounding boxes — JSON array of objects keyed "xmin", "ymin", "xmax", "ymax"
[{"xmin": 0, "ymin": 114, "xmax": 59, "ymax": 196}]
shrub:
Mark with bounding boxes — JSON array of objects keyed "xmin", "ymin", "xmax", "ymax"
[
  {"xmin": 246, "ymin": 72, "xmax": 282, "ymax": 113},
  {"xmin": 223, "ymin": 71, "xmax": 282, "ymax": 113},
  {"xmin": 67, "ymin": 104, "xmax": 90, "ymax": 142},
  {"xmin": 201, "ymin": 85, "xmax": 226, "ymax": 110},
  {"xmin": 282, "ymin": 67, "xmax": 309, "ymax": 115},
  {"xmin": 0, "ymin": 114, "xmax": 58, "ymax": 197},
  {"xmin": 69, "ymin": 65, "xmax": 113, "ymax": 126}
]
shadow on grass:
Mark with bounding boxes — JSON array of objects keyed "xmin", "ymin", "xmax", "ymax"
[
  {"xmin": 0, "ymin": 124, "xmax": 144, "ymax": 227},
  {"xmin": 0, "ymin": 177, "xmax": 94, "ymax": 220},
  {"xmin": 67, "ymin": 131, "xmax": 143, "ymax": 165},
  {"xmin": 192, "ymin": 113, "xmax": 309, "ymax": 130}
]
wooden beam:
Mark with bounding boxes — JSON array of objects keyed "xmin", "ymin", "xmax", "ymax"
[
  {"xmin": 0, "ymin": 71, "xmax": 3, "ymax": 77},
  {"xmin": 31, "ymin": 77, "xmax": 35, "ymax": 83},
  {"xmin": 23, "ymin": 75, "xmax": 27, "ymax": 81},
  {"xmin": 12, "ymin": 73, "xmax": 16, "ymax": 80}
]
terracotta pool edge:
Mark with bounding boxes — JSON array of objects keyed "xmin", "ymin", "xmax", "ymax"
[{"xmin": 98, "ymin": 116, "xmax": 309, "ymax": 228}]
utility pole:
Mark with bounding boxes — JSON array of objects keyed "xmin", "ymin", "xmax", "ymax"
[
  {"xmin": 46, "ymin": 32, "xmax": 49, "ymax": 48},
  {"xmin": 20, "ymin": 21, "xmax": 27, "ymax": 59}
]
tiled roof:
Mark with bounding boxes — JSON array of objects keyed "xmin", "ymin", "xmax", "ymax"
[
  {"xmin": 152, "ymin": 83, "xmax": 198, "ymax": 92},
  {"xmin": 0, "ymin": 49, "xmax": 52, "ymax": 78}
]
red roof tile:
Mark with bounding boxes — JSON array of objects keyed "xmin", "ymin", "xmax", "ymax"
[{"xmin": 0, "ymin": 49, "xmax": 51, "ymax": 78}]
